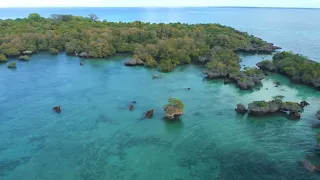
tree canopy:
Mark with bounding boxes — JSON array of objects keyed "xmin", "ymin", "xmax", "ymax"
[
  {"xmin": 257, "ymin": 51, "xmax": 320, "ymax": 89},
  {"xmin": 0, "ymin": 13, "xmax": 273, "ymax": 71}
]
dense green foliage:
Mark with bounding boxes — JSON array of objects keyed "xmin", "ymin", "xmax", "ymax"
[
  {"xmin": 258, "ymin": 51, "xmax": 320, "ymax": 88},
  {"xmin": 49, "ymin": 48, "xmax": 59, "ymax": 55},
  {"xmin": 0, "ymin": 53, "xmax": 7, "ymax": 62},
  {"xmin": 205, "ymin": 46, "xmax": 241, "ymax": 74},
  {"xmin": 166, "ymin": 98, "xmax": 184, "ymax": 110},
  {"xmin": 0, "ymin": 13, "xmax": 270, "ymax": 71},
  {"xmin": 243, "ymin": 67, "xmax": 264, "ymax": 76},
  {"xmin": 272, "ymin": 52, "xmax": 320, "ymax": 80},
  {"xmin": 254, "ymin": 101, "xmax": 269, "ymax": 107}
]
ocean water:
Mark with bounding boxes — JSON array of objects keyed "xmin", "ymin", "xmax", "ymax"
[
  {"xmin": 0, "ymin": 53, "xmax": 320, "ymax": 180},
  {"xmin": 0, "ymin": 7, "xmax": 320, "ymax": 61},
  {"xmin": 1, "ymin": 7, "xmax": 320, "ymax": 180}
]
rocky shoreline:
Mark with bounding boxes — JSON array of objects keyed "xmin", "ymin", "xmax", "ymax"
[
  {"xmin": 204, "ymin": 68, "xmax": 265, "ymax": 90},
  {"xmin": 235, "ymin": 43, "xmax": 282, "ymax": 54}
]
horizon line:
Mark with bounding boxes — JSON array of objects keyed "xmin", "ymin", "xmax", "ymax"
[{"xmin": 0, "ymin": 6, "xmax": 319, "ymax": 9}]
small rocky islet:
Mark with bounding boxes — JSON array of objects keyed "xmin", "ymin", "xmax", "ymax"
[{"xmin": 235, "ymin": 99, "xmax": 308, "ymax": 120}]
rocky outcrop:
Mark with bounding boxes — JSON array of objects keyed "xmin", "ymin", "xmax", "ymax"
[
  {"xmin": 79, "ymin": 52, "xmax": 89, "ymax": 58},
  {"xmin": 299, "ymin": 101, "xmax": 310, "ymax": 108},
  {"xmin": 129, "ymin": 104, "xmax": 134, "ymax": 111},
  {"xmin": 164, "ymin": 106, "xmax": 184, "ymax": 120},
  {"xmin": 124, "ymin": 58, "xmax": 144, "ymax": 66},
  {"xmin": 152, "ymin": 74, "xmax": 161, "ymax": 79},
  {"xmin": 235, "ymin": 103, "xmax": 247, "ymax": 114},
  {"xmin": 237, "ymin": 99, "xmax": 304, "ymax": 120},
  {"xmin": 23, "ymin": 51, "xmax": 33, "ymax": 55},
  {"xmin": 53, "ymin": 105, "xmax": 61, "ymax": 113},
  {"xmin": 145, "ymin": 109, "xmax": 154, "ymax": 119},
  {"xmin": 205, "ymin": 69, "xmax": 264, "ymax": 90},
  {"xmin": 235, "ymin": 43, "xmax": 281, "ymax": 54},
  {"xmin": 18, "ymin": 55, "xmax": 30, "ymax": 61},
  {"xmin": 7, "ymin": 62, "xmax": 17, "ymax": 69}
]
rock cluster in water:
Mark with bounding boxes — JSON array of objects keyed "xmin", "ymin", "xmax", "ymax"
[
  {"xmin": 18, "ymin": 55, "xmax": 30, "ymax": 61},
  {"xmin": 53, "ymin": 105, "xmax": 61, "ymax": 113},
  {"xmin": 7, "ymin": 62, "xmax": 17, "ymax": 69},
  {"xmin": 235, "ymin": 100, "xmax": 309, "ymax": 120},
  {"xmin": 205, "ymin": 70, "xmax": 264, "ymax": 90}
]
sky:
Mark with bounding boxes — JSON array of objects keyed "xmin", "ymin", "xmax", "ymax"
[{"xmin": 1, "ymin": 0, "xmax": 320, "ymax": 8}]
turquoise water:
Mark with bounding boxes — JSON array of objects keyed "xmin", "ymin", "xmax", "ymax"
[
  {"xmin": 1, "ymin": 7, "xmax": 320, "ymax": 60},
  {"xmin": 1, "ymin": 53, "xmax": 320, "ymax": 179}
]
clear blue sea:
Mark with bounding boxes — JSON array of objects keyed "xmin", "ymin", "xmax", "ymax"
[{"xmin": 1, "ymin": 7, "xmax": 320, "ymax": 180}]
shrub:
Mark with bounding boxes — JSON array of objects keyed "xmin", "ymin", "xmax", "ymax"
[
  {"xmin": 165, "ymin": 98, "xmax": 184, "ymax": 110},
  {"xmin": 0, "ymin": 53, "xmax": 8, "ymax": 62},
  {"xmin": 254, "ymin": 101, "xmax": 268, "ymax": 107},
  {"xmin": 49, "ymin": 48, "xmax": 59, "ymax": 55}
]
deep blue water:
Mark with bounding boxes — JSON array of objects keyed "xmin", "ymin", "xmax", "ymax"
[
  {"xmin": 1, "ymin": 7, "xmax": 320, "ymax": 180},
  {"xmin": 1, "ymin": 7, "xmax": 320, "ymax": 61}
]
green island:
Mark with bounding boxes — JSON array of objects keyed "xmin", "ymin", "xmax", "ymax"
[
  {"xmin": 235, "ymin": 99, "xmax": 308, "ymax": 120},
  {"xmin": 0, "ymin": 13, "xmax": 281, "ymax": 89},
  {"xmin": 257, "ymin": 51, "xmax": 320, "ymax": 89}
]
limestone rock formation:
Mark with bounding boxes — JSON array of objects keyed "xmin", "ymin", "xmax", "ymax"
[
  {"xmin": 18, "ymin": 55, "xmax": 30, "ymax": 61},
  {"xmin": 53, "ymin": 105, "xmax": 61, "ymax": 113},
  {"xmin": 129, "ymin": 104, "xmax": 134, "ymax": 111},
  {"xmin": 205, "ymin": 68, "xmax": 264, "ymax": 90},
  {"xmin": 164, "ymin": 106, "xmax": 184, "ymax": 120},
  {"xmin": 79, "ymin": 52, "xmax": 89, "ymax": 58},
  {"xmin": 23, "ymin": 51, "xmax": 33, "ymax": 55},
  {"xmin": 235, "ymin": 103, "xmax": 247, "ymax": 114},
  {"xmin": 237, "ymin": 99, "xmax": 304, "ymax": 120},
  {"xmin": 145, "ymin": 109, "xmax": 154, "ymax": 119},
  {"xmin": 124, "ymin": 58, "xmax": 144, "ymax": 66}
]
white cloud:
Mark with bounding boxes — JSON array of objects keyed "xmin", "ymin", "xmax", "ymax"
[{"xmin": 0, "ymin": 0, "xmax": 319, "ymax": 8}]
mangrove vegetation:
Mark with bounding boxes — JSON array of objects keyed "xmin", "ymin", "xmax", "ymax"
[{"xmin": 0, "ymin": 13, "xmax": 280, "ymax": 73}]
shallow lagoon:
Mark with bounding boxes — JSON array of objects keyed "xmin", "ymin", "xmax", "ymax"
[{"xmin": 0, "ymin": 53, "xmax": 320, "ymax": 180}]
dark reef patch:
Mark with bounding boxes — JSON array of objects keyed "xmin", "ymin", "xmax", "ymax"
[{"xmin": 0, "ymin": 156, "xmax": 31, "ymax": 177}]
